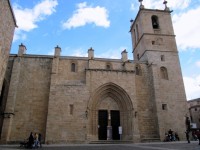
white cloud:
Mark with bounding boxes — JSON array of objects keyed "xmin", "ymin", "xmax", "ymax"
[
  {"xmin": 183, "ymin": 75, "xmax": 200, "ymax": 100},
  {"xmin": 62, "ymin": 2, "xmax": 110, "ymax": 29},
  {"xmin": 59, "ymin": 46, "xmax": 127, "ymax": 59},
  {"xmin": 13, "ymin": 28, "xmax": 27, "ymax": 42},
  {"xmin": 196, "ymin": 61, "xmax": 200, "ymax": 67},
  {"xmin": 13, "ymin": 0, "xmax": 58, "ymax": 41},
  {"xmin": 173, "ymin": 6, "xmax": 200, "ymax": 50},
  {"xmin": 57, "ymin": 47, "xmax": 88, "ymax": 57},
  {"xmin": 166, "ymin": 0, "xmax": 191, "ymax": 10},
  {"xmin": 70, "ymin": 48, "xmax": 88, "ymax": 57},
  {"xmin": 97, "ymin": 47, "xmax": 127, "ymax": 59},
  {"xmin": 130, "ymin": 3, "xmax": 135, "ymax": 11},
  {"xmin": 47, "ymin": 49, "xmax": 54, "ymax": 55},
  {"xmin": 142, "ymin": 0, "xmax": 191, "ymax": 10}
]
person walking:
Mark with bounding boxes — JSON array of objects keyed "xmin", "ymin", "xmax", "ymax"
[
  {"xmin": 185, "ymin": 130, "xmax": 190, "ymax": 143},
  {"xmin": 38, "ymin": 133, "xmax": 42, "ymax": 148},
  {"xmin": 196, "ymin": 130, "xmax": 200, "ymax": 145}
]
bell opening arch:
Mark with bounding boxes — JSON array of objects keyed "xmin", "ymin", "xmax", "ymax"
[{"xmin": 87, "ymin": 82, "xmax": 134, "ymax": 141}]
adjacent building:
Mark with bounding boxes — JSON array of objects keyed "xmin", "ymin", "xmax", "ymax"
[{"xmin": 188, "ymin": 98, "xmax": 200, "ymax": 129}]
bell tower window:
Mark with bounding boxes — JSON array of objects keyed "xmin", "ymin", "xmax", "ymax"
[
  {"xmin": 151, "ymin": 15, "xmax": 159, "ymax": 29},
  {"xmin": 136, "ymin": 24, "xmax": 139, "ymax": 41},
  {"xmin": 161, "ymin": 55, "xmax": 165, "ymax": 61},
  {"xmin": 160, "ymin": 67, "xmax": 168, "ymax": 80}
]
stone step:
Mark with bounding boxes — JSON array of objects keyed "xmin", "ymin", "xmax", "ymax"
[
  {"xmin": 89, "ymin": 140, "xmax": 133, "ymax": 144},
  {"xmin": 141, "ymin": 138, "xmax": 161, "ymax": 143}
]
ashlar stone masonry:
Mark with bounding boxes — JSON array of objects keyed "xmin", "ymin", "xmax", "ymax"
[{"xmin": 0, "ymin": 4, "xmax": 188, "ymax": 144}]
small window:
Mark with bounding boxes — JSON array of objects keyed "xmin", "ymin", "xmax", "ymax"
[
  {"xmin": 106, "ymin": 64, "xmax": 111, "ymax": 70},
  {"xmin": 151, "ymin": 15, "xmax": 159, "ymax": 29},
  {"xmin": 136, "ymin": 24, "xmax": 139, "ymax": 41},
  {"xmin": 71, "ymin": 63, "xmax": 76, "ymax": 72},
  {"xmin": 160, "ymin": 67, "xmax": 168, "ymax": 80},
  {"xmin": 162, "ymin": 104, "xmax": 167, "ymax": 110},
  {"xmin": 70, "ymin": 104, "xmax": 74, "ymax": 115},
  {"xmin": 161, "ymin": 55, "xmax": 165, "ymax": 61},
  {"xmin": 134, "ymin": 29, "xmax": 137, "ymax": 45},
  {"xmin": 137, "ymin": 54, "xmax": 140, "ymax": 60},
  {"xmin": 135, "ymin": 64, "xmax": 142, "ymax": 76},
  {"xmin": 106, "ymin": 63, "xmax": 112, "ymax": 70}
]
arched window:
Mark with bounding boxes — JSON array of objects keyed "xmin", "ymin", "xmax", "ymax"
[
  {"xmin": 71, "ymin": 63, "xmax": 76, "ymax": 72},
  {"xmin": 137, "ymin": 54, "xmax": 140, "ymax": 60},
  {"xmin": 160, "ymin": 67, "xmax": 168, "ymax": 80},
  {"xmin": 135, "ymin": 64, "xmax": 142, "ymax": 76},
  {"xmin": 161, "ymin": 55, "xmax": 165, "ymax": 61},
  {"xmin": 151, "ymin": 15, "xmax": 159, "ymax": 29},
  {"xmin": 106, "ymin": 65, "xmax": 111, "ymax": 70},
  {"xmin": 136, "ymin": 24, "xmax": 139, "ymax": 41},
  {"xmin": 133, "ymin": 29, "xmax": 136, "ymax": 47},
  {"xmin": 106, "ymin": 63, "xmax": 112, "ymax": 70}
]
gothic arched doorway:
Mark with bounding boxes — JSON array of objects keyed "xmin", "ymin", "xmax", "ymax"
[{"xmin": 87, "ymin": 82, "xmax": 133, "ymax": 141}]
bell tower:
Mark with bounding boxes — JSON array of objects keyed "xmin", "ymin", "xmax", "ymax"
[
  {"xmin": 130, "ymin": 0, "xmax": 176, "ymax": 62},
  {"xmin": 130, "ymin": 0, "xmax": 188, "ymax": 141}
]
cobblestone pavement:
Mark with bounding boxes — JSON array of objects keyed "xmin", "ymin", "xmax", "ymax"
[{"xmin": 0, "ymin": 141, "xmax": 199, "ymax": 150}]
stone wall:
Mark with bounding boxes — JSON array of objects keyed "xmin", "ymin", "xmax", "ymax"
[
  {"xmin": 0, "ymin": 0, "xmax": 16, "ymax": 142},
  {"xmin": 135, "ymin": 63, "xmax": 160, "ymax": 141},
  {"xmin": 1, "ymin": 56, "xmax": 52, "ymax": 142},
  {"xmin": 45, "ymin": 57, "xmax": 140, "ymax": 143},
  {"xmin": 0, "ymin": 0, "xmax": 16, "ymax": 94}
]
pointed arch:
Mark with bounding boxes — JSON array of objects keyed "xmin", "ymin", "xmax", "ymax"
[{"xmin": 87, "ymin": 82, "xmax": 134, "ymax": 141}]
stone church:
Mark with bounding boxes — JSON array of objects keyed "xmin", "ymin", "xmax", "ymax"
[{"xmin": 0, "ymin": 1, "xmax": 188, "ymax": 144}]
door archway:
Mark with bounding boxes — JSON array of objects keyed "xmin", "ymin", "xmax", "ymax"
[{"xmin": 87, "ymin": 82, "xmax": 133, "ymax": 141}]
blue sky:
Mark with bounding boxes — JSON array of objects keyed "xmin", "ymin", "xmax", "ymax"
[{"xmin": 10, "ymin": 0, "xmax": 200, "ymax": 100}]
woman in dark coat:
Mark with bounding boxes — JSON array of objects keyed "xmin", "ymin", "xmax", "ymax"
[{"xmin": 28, "ymin": 132, "xmax": 34, "ymax": 148}]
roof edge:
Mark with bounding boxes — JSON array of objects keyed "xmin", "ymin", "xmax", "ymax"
[{"xmin": 8, "ymin": 0, "xmax": 18, "ymax": 27}]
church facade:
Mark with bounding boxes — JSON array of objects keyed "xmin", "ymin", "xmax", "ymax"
[{"xmin": 0, "ymin": 2, "xmax": 188, "ymax": 144}]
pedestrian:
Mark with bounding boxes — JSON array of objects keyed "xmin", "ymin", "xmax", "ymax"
[
  {"xmin": 34, "ymin": 132, "xmax": 39, "ymax": 148},
  {"xmin": 38, "ymin": 133, "xmax": 42, "ymax": 148},
  {"xmin": 185, "ymin": 130, "xmax": 190, "ymax": 143},
  {"xmin": 175, "ymin": 132, "xmax": 180, "ymax": 141},
  {"xmin": 196, "ymin": 130, "xmax": 200, "ymax": 145},
  {"xmin": 168, "ymin": 129, "xmax": 173, "ymax": 141},
  {"xmin": 185, "ymin": 117, "xmax": 191, "ymax": 132},
  {"xmin": 28, "ymin": 132, "xmax": 34, "ymax": 148}
]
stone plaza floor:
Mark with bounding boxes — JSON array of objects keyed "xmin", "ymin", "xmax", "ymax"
[{"xmin": 0, "ymin": 141, "xmax": 199, "ymax": 150}]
